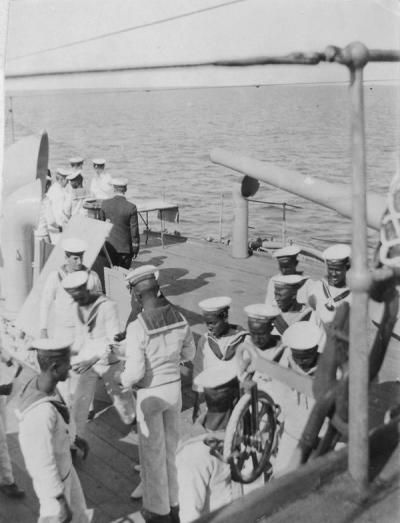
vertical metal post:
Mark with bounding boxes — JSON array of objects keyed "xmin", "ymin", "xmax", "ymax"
[
  {"xmin": 346, "ymin": 43, "xmax": 372, "ymax": 494},
  {"xmin": 9, "ymin": 97, "xmax": 15, "ymax": 143},
  {"xmin": 282, "ymin": 203, "xmax": 287, "ymax": 246},
  {"xmin": 231, "ymin": 182, "xmax": 249, "ymax": 258},
  {"xmin": 219, "ymin": 193, "xmax": 224, "ymax": 242}
]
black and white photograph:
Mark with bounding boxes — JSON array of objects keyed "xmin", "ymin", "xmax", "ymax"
[{"xmin": 0, "ymin": 1, "xmax": 400, "ymax": 522}]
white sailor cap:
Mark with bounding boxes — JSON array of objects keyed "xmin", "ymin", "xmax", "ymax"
[
  {"xmin": 323, "ymin": 244, "xmax": 351, "ymax": 264},
  {"xmin": 125, "ymin": 265, "xmax": 159, "ymax": 286},
  {"xmin": 29, "ymin": 338, "xmax": 72, "ymax": 353},
  {"xmin": 272, "ymin": 245, "xmax": 301, "ymax": 259},
  {"xmin": 273, "ymin": 274, "xmax": 306, "ymax": 288},
  {"xmin": 67, "ymin": 170, "xmax": 82, "ymax": 180},
  {"xmin": 92, "ymin": 158, "xmax": 106, "ymax": 167},
  {"xmin": 62, "ymin": 270, "xmax": 89, "ymax": 290},
  {"xmin": 194, "ymin": 359, "xmax": 237, "ymax": 389},
  {"xmin": 198, "ymin": 296, "xmax": 232, "ymax": 313},
  {"xmin": 61, "ymin": 238, "xmax": 87, "ymax": 254},
  {"xmin": 282, "ymin": 322, "xmax": 322, "ymax": 351},
  {"xmin": 69, "ymin": 156, "xmax": 84, "ymax": 165},
  {"xmin": 244, "ymin": 303, "xmax": 280, "ymax": 321},
  {"xmin": 56, "ymin": 167, "xmax": 71, "ymax": 177},
  {"xmin": 111, "ymin": 176, "xmax": 128, "ymax": 187}
]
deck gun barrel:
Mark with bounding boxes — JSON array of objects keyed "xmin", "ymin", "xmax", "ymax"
[{"xmin": 210, "ymin": 148, "xmax": 386, "ymax": 231}]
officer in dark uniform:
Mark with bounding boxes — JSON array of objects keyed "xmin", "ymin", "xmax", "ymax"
[{"xmin": 99, "ymin": 177, "xmax": 140, "ymax": 269}]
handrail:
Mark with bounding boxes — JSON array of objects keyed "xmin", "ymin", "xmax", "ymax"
[{"xmin": 211, "ymin": 42, "xmax": 400, "ymax": 494}]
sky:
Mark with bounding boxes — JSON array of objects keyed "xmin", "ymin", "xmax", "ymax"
[{"xmin": 4, "ymin": 0, "xmax": 400, "ymax": 91}]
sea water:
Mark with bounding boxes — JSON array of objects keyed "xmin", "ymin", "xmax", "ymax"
[{"xmin": 5, "ymin": 84, "xmax": 399, "ymax": 251}]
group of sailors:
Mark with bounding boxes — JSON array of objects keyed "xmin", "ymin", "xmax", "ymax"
[
  {"xmin": 37, "ymin": 156, "xmax": 140, "ymax": 269},
  {"xmin": 0, "ymin": 231, "xmax": 356, "ymax": 523}
]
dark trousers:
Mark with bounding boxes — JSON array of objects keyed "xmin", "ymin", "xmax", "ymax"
[{"xmin": 105, "ymin": 242, "xmax": 132, "ymax": 269}]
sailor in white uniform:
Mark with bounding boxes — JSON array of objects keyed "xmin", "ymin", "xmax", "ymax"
[
  {"xmin": 89, "ymin": 158, "xmax": 113, "ymax": 200},
  {"xmin": 306, "ymin": 244, "xmax": 352, "ymax": 325},
  {"xmin": 272, "ymin": 274, "xmax": 321, "ymax": 336},
  {"xmin": 242, "ymin": 303, "xmax": 282, "ymax": 362},
  {"xmin": 62, "ymin": 270, "xmax": 135, "ymax": 440},
  {"xmin": 265, "ymin": 245, "xmax": 310, "ymax": 307},
  {"xmin": 271, "ymin": 322, "xmax": 322, "ymax": 475},
  {"xmin": 177, "ymin": 360, "xmax": 242, "ymax": 523},
  {"xmin": 40, "ymin": 238, "xmax": 102, "ymax": 340},
  {"xmin": 193, "ymin": 297, "xmax": 247, "ymax": 391},
  {"xmin": 46, "ymin": 167, "xmax": 70, "ymax": 244},
  {"xmin": 120, "ymin": 265, "xmax": 195, "ymax": 523},
  {"xmin": 237, "ymin": 304, "xmax": 284, "ymax": 395},
  {"xmin": 15, "ymin": 339, "xmax": 90, "ymax": 522},
  {"xmin": 69, "ymin": 156, "xmax": 85, "ymax": 173},
  {"xmin": 63, "ymin": 170, "xmax": 89, "ymax": 221}
]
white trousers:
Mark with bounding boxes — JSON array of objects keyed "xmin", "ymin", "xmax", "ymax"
[
  {"xmin": 59, "ymin": 362, "xmax": 135, "ymax": 437},
  {"xmin": 137, "ymin": 380, "xmax": 181, "ymax": 516},
  {"xmin": 0, "ymin": 397, "xmax": 14, "ymax": 485},
  {"xmin": 38, "ymin": 467, "xmax": 90, "ymax": 523}
]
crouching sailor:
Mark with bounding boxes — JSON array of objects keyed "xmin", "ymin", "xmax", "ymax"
[
  {"xmin": 177, "ymin": 360, "xmax": 241, "ymax": 522},
  {"xmin": 120, "ymin": 265, "xmax": 195, "ymax": 523},
  {"xmin": 15, "ymin": 339, "xmax": 90, "ymax": 522}
]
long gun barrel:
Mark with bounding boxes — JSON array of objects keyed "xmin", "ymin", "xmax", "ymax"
[{"xmin": 210, "ymin": 148, "xmax": 386, "ymax": 231}]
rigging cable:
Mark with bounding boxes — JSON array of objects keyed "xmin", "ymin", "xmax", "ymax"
[{"xmin": 8, "ymin": 0, "xmax": 247, "ymax": 61}]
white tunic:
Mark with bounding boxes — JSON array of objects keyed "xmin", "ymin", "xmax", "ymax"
[
  {"xmin": 271, "ymin": 348, "xmax": 316, "ymax": 473},
  {"xmin": 71, "ymin": 294, "xmax": 120, "ymax": 367},
  {"xmin": 192, "ymin": 327, "xmax": 247, "ymax": 392},
  {"xmin": 40, "ymin": 268, "xmax": 102, "ymax": 337},
  {"xmin": 89, "ymin": 172, "xmax": 113, "ymax": 200},
  {"xmin": 63, "ymin": 187, "xmax": 89, "ymax": 222},
  {"xmin": 121, "ymin": 311, "xmax": 195, "ymax": 389},
  {"xmin": 306, "ymin": 279, "xmax": 352, "ymax": 325},
  {"xmin": 177, "ymin": 434, "xmax": 234, "ymax": 523},
  {"xmin": 17, "ymin": 397, "xmax": 88, "ymax": 521},
  {"xmin": 47, "ymin": 183, "xmax": 68, "ymax": 229}
]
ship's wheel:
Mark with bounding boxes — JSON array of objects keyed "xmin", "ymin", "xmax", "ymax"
[{"xmin": 223, "ymin": 386, "xmax": 279, "ymax": 484}]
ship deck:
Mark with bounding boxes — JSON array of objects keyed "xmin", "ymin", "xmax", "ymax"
[{"xmin": 1, "ymin": 236, "xmax": 398, "ymax": 522}]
